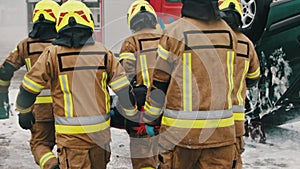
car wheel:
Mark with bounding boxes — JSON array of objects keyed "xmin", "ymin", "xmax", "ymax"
[{"xmin": 240, "ymin": 0, "xmax": 272, "ymax": 42}]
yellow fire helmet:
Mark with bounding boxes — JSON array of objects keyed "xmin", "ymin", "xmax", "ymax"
[
  {"xmin": 218, "ymin": 0, "xmax": 242, "ymax": 16},
  {"xmin": 127, "ymin": 0, "xmax": 157, "ymax": 30},
  {"xmin": 56, "ymin": 0, "xmax": 94, "ymax": 32},
  {"xmin": 32, "ymin": 0, "xmax": 60, "ymax": 23}
]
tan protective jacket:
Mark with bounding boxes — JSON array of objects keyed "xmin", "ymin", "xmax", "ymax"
[
  {"xmin": 4, "ymin": 37, "xmax": 53, "ymax": 121},
  {"xmin": 21, "ymin": 42, "xmax": 132, "ymax": 148},
  {"xmin": 145, "ymin": 17, "xmax": 238, "ymax": 149},
  {"xmin": 119, "ymin": 28, "xmax": 162, "ymax": 87},
  {"xmin": 232, "ymin": 31, "xmax": 260, "ymax": 136}
]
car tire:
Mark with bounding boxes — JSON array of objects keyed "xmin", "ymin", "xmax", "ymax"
[{"xmin": 240, "ymin": 0, "xmax": 272, "ymax": 42}]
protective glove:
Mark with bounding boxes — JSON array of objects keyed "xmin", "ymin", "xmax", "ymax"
[
  {"xmin": 132, "ymin": 85, "xmax": 147, "ymax": 110},
  {"xmin": 0, "ymin": 92, "xmax": 10, "ymax": 119},
  {"xmin": 145, "ymin": 125, "xmax": 156, "ymax": 136},
  {"xmin": 18, "ymin": 112, "xmax": 35, "ymax": 129},
  {"xmin": 146, "ymin": 124, "xmax": 160, "ymax": 136},
  {"xmin": 110, "ymin": 106, "xmax": 126, "ymax": 129}
]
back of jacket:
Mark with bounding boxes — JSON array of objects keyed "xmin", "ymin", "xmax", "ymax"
[
  {"xmin": 232, "ymin": 31, "xmax": 260, "ymax": 136},
  {"xmin": 145, "ymin": 17, "xmax": 238, "ymax": 148},
  {"xmin": 5, "ymin": 37, "xmax": 53, "ymax": 72},
  {"xmin": 119, "ymin": 28, "xmax": 161, "ymax": 86},
  {"xmin": 4, "ymin": 37, "xmax": 54, "ymax": 121},
  {"xmin": 22, "ymin": 42, "xmax": 129, "ymax": 148}
]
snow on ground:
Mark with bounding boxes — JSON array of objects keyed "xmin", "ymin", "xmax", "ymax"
[{"xmin": 1, "ymin": 89, "xmax": 300, "ymax": 169}]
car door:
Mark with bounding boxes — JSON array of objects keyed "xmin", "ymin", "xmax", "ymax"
[{"xmin": 252, "ymin": 0, "xmax": 300, "ymax": 127}]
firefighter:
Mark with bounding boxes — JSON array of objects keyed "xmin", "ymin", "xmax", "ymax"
[
  {"xmin": 112, "ymin": 0, "xmax": 162, "ymax": 168},
  {"xmin": 16, "ymin": 1, "xmax": 136, "ymax": 168},
  {"xmin": 220, "ymin": 2, "xmax": 261, "ymax": 168},
  {"xmin": 142, "ymin": 0, "xmax": 240, "ymax": 168},
  {"xmin": 0, "ymin": 0, "xmax": 59, "ymax": 168}
]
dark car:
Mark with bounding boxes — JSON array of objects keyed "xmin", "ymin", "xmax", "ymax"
[{"xmin": 241, "ymin": 0, "xmax": 300, "ymax": 141}]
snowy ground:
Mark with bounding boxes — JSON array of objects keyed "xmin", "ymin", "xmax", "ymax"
[{"xmin": 1, "ymin": 89, "xmax": 300, "ymax": 169}]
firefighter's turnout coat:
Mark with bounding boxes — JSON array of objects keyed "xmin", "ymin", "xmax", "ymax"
[
  {"xmin": 16, "ymin": 42, "xmax": 134, "ymax": 149},
  {"xmin": 233, "ymin": 31, "xmax": 260, "ymax": 137},
  {"xmin": 2, "ymin": 37, "xmax": 54, "ymax": 120},
  {"xmin": 119, "ymin": 28, "xmax": 162, "ymax": 169},
  {"xmin": 119, "ymin": 28, "xmax": 162, "ymax": 87},
  {"xmin": 144, "ymin": 17, "xmax": 239, "ymax": 149},
  {"xmin": 0, "ymin": 37, "xmax": 58, "ymax": 168}
]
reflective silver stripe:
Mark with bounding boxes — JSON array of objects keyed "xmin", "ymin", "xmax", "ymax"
[
  {"xmin": 157, "ymin": 44, "xmax": 169, "ymax": 60},
  {"xmin": 237, "ymin": 61, "xmax": 249, "ymax": 105},
  {"xmin": 145, "ymin": 102, "xmax": 161, "ymax": 116},
  {"xmin": 38, "ymin": 89, "xmax": 51, "ymax": 96},
  {"xmin": 40, "ymin": 152, "xmax": 56, "ymax": 169},
  {"xmin": 183, "ymin": 53, "xmax": 192, "ymax": 111},
  {"xmin": 246, "ymin": 67, "xmax": 260, "ymax": 79},
  {"xmin": 55, "ymin": 114, "xmax": 110, "ymax": 125},
  {"xmin": 227, "ymin": 51, "xmax": 234, "ymax": 108},
  {"xmin": 140, "ymin": 55, "xmax": 150, "ymax": 87},
  {"xmin": 23, "ymin": 76, "xmax": 44, "ymax": 93},
  {"xmin": 25, "ymin": 58, "xmax": 32, "ymax": 71},
  {"xmin": 0, "ymin": 79, "xmax": 10, "ymax": 86},
  {"xmin": 122, "ymin": 106, "xmax": 138, "ymax": 116},
  {"xmin": 232, "ymin": 105, "xmax": 245, "ymax": 113},
  {"xmin": 59, "ymin": 75, "xmax": 73, "ymax": 117},
  {"xmin": 109, "ymin": 76, "xmax": 130, "ymax": 91},
  {"xmin": 119, "ymin": 52, "xmax": 136, "ymax": 61},
  {"xmin": 101, "ymin": 72, "xmax": 110, "ymax": 113},
  {"xmin": 164, "ymin": 109, "xmax": 233, "ymax": 120}
]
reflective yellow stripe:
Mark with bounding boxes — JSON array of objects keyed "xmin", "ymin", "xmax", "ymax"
[
  {"xmin": 183, "ymin": 53, "xmax": 192, "ymax": 111},
  {"xmin": 59, "ymin": 75, "xmax": 73, "ymax": 117},
  {"xmin": 144, "ymin": 102, "xmax": 161, "ymax": 116},
  {"xmin": 233, "ymin": 112, "xmax": 245, "ymax": 121},
  {"xmin": 16, "ymin": 104, "xmax": 33, "ymax": 114},
  {"xmin": 246, "ymin": 67, "xmax": 260, "ymax": 79},
  {"xmin": 101, "ymin": 72, "xmax": 110, "ymax": 113},
  {"xmin": 109, "ymin": 76, "xmax": 130, "ymax": 91},
  {"xmin": 162, "ymin": 116, "xmax": 234, "ymax": 128},
  {"xmin": 0, "ymin": 79, "xmax": 10, "ymax": 87},
  {"xmin": 25, "ymin": 58, "xmax": 32, "ymax": 71},
  {"xmin": 227, "ymin": 51, "xmax": 235, "ymax": 109},
  {"xmin": 35, "ymin": 96, "xmax": 53, "ymax": 104},
  {"xmin": 141, "ymin": 167, "xmax": 155, "ymax": 169},
  {"xmin": 237, "ymin": 61, "xmax": 249, "ymax": 105},
  {"xmin": 55, "ymin": 119, "xmax": 110, "ymax": 134},
  {"xmin": 140, "ymin": 55, "xmax": 150, "ymax": 87},
  {"xmin": 22, "ymin": 75, "xmax": 44, "ymax": 93},
  {"xmin": 119, "ymin": 52, "xmax": 136, "ymax": 61},
  {"xmin": 40, "ymin": 152, "xmax": 56, "ymax": 169},
  {"xmin": 122, "ymin": 106, "xmax": 138, "ymax": 116},
  {"xmin": 157, "ymin": 44, "xmax": 169, "ymax": 60}
]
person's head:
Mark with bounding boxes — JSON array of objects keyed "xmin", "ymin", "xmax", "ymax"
[
  {"xmin": 55, "ymin": 0, "xmax": 94, "ymax": 33},
  {"xmin": 181, "ymin": 0, "xmax": 221, "ymax": 21},
  {"xmin": 220, "ymin": 2, "xmax": 243, "ymax": 31},
  {"xmin": 29, "ymin": 0, "xmax": 60, "ymax": 40},
  {"xmin": 127, "ymin": 0, "xmax": 157, "ymax": 32},
  {"xmin": 53, "ymin": 0, "xmax": 95, "ymax": 48}
]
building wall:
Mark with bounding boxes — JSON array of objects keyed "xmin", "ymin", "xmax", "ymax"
[{"xmin": 103, "ymin": 0, "xmax": 133, "ymax": 52}]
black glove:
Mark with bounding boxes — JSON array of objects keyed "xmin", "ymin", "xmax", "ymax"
[
  {"xmin": 110, "ymin": 106, "xmax": 126, "ymax": 129},
  {"xmin": 0, "ymin": 92, "xmax": 10, "ymax": 119},
  {"xmin": 132, "ymin": 85, "xmax": 147, "ymax": 110},
  {"xmin": 18, "ymin": 112, "xmax": 35, "ymax": 129}
]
